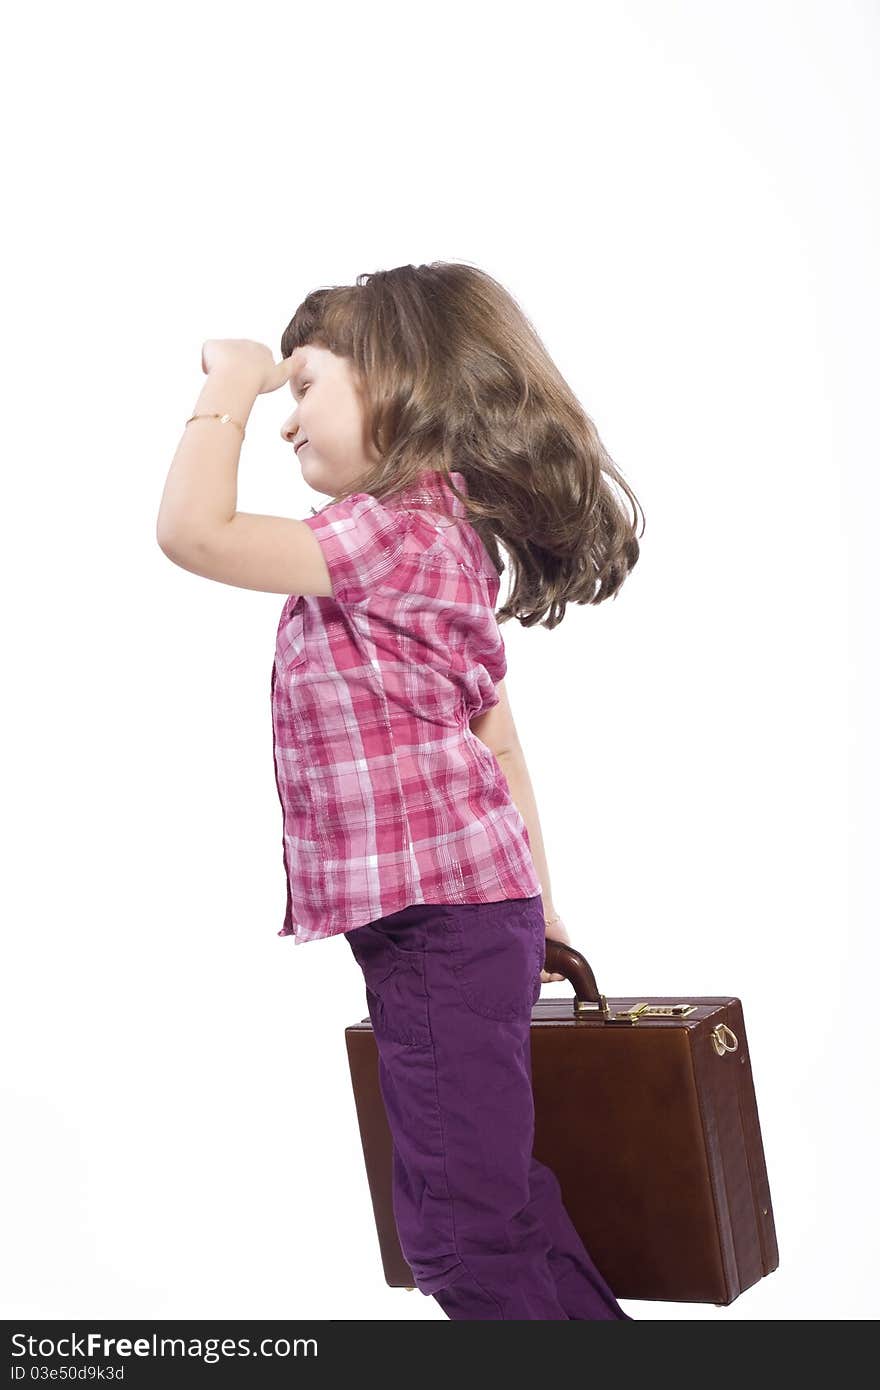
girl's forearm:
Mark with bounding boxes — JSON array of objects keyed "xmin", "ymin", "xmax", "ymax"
[
  {"xmin": 156, "ymin": 368, "xmax": 262, "ymax": 549},
  {"xmin": 496, "ymin": 746, "xmax": 556, "ymax": 920}
]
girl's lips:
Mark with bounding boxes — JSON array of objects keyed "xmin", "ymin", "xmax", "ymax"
[{"xmin": 295, "ymin": 440, "xmax": 309, "ymax": 454}]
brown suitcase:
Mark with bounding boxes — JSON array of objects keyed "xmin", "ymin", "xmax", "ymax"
[{"xmin": 345, "ymin": 938, "xmax": 779, "ymax": 1307}]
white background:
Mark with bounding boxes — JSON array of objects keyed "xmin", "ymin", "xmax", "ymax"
[{"xmin": 2, "ymin": 0, "xmax": 876, "ymax": 1322}]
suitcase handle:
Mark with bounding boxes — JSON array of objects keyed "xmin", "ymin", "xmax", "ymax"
[
  {"xmin": 542, "ymin": 941, "xmax": 700, "ymax": 1024},
  {"xmin": 542, "ymin": 939, "xmax": 609, "ymax": 1015}
]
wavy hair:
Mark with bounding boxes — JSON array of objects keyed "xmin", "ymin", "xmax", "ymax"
[{"xmin": 280, "ymin": 261, "xmax": 644, "ymax": 629}]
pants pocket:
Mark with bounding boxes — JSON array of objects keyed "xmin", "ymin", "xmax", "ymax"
[
  {"xmin": 347, "ymin": 925, "xmax": 432, "ymax": 1047},
  {"xmin": 448, "ymin": 897, "xmax": 544, "ymax": 1022}
]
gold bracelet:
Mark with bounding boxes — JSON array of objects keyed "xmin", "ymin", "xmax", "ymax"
[
  {"xmin": 544, "ymin": 913, "xmax": 561, "ymax": 927},
  {"xmin": 185, "ymin": 411, "xmax": 246, "ymax": 439}
]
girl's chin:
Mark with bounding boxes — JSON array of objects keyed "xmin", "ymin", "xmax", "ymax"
[{"xmin": 298, "ymin": 456, "xmax": 333, "ymax": 494}]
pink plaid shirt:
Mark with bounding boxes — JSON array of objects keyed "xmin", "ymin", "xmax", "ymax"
[{"xmin": 270, "ymin": 467, "xmax": 541, "ymax": 944}]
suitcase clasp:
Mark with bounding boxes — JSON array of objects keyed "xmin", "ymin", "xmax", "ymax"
[{"xmin": 602, "ymin": 1001, "xmax": 697, "ymax": 1024}]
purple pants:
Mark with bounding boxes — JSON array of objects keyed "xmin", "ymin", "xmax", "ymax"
[{"xmin": 345, "ymin": 894, "xmax": 633, "ymax": 1321}]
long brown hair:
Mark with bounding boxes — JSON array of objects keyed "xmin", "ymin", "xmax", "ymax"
[{"xmin": 280, "ymin": 261, "xmax": 644, "ymax": 630}]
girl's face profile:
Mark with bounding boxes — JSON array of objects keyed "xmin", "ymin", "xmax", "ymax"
[{"xmin": 280, "ymin": 344, "xmax": 379, "ymax": 497}]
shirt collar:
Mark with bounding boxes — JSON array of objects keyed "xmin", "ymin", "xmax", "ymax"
[
  {"xmin": 308, "ymin": 468, "xmax": 470, "ymax": 518},
  {"xmin": 392, "ymin": 468, "xmax": 469, "ymax": 515}
]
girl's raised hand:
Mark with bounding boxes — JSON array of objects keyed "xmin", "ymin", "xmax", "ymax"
[
  {"xmin": 200, "ymin": 338, "xmax": 297, "ymax": 395},
  {"xmin": 540, "ymin": 914, "xmax": 572, "ymax": 984}
]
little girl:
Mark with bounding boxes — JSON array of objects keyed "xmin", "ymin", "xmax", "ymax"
[{"xmin": 157, "ymin": 261, "xmax": 643, "ymax": 1321}]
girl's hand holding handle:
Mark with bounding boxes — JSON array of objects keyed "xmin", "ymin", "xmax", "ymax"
[{"xmin": 540, "ymin": 913, "xmax": 571, "ymax": 983}]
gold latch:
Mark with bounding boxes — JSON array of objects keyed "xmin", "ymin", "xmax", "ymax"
[{"xmin": 603, "ymin": 1001, "xmax": 697, "ymax": 1025}]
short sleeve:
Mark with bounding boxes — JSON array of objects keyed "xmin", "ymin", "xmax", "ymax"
[
  {"xmin": 480, "ymin": 574, "xmax": 507, "ymax": 685},
  {"xmin": 486, "ymin": 626, "xmax": 507, "ymax": 685},
  {"xmin": 478, "ymin": 606, "xmax": 507, "ymax": 688},
  {"xmin": 302, "ymin": 492, "xmax": 411, "ymax": 603}
]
